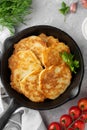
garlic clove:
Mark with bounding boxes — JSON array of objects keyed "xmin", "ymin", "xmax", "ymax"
[
  {"xmin": 70, "ymin": 2, "xmax": 78, "ymax": 13},
  {"xmin": 81, "ymin": 0, "xmax": 87, "ymax": 8}
]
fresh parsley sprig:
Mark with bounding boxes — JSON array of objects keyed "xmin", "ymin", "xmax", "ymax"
[
  {"xmin": 59, "ymin": 1, "xmax": 70, "ymax": 16},
  {"xmin": 60, "ymin": 51, "xmax": 79, "ymax": 73},
  {"xmin": 0, "ymin": 0, "xmax": 32, "ymax": 33}
]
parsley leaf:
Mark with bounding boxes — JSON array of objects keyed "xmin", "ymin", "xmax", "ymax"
[
  {"xmin": 60, "ymin": 51, "xmax": 79, "ymax": 73},
  {"xmin": 59, "ymin": 1, "xmax": 70, "ymax": 16}
]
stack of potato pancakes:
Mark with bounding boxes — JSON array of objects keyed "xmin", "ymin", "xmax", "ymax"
[{"xmin": 8, "ymin": 33, "xmax": 72, "ymax": 102}]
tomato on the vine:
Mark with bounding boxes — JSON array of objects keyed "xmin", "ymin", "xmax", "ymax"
[
  {"xmin": 73, "ymin": 120, "xmax": 85, "ymax": 130},
  {"xmin": 69, "ymin": 106, "xmax": 81, "ymax": 120},
  {"xmin": 48, "ymin": 97, "xmax": 87, "ymax": 130},
  {"xmin": 48, "ymin": 122, "xmax": 61, "ymax": 130},
  {"xmin": 81, "ymin": 110, "xmax": 87, "ymax": 123},
  {"xmin": 78, "ymin": 97, "xmax": 87, "ymax": 111},
  {"xmin": 60, "ymin": 114, "xmax": 72, "ymax": 128}
]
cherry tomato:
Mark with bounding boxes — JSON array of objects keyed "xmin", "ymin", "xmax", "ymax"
[
  {"xmin": 73, "ymin": 120, "xmax": 85, "ymax": 130},
  {"xmin": 48, "ymin": 122, "xmax": 62, "ymax": 130},
  {"xmin": 81, "ymin": 110, "xmax": 87, "ymax": 123},
  {"xmin": 67, "ymin": 128, "xmax": 74, "ymax": 130},
  {"xmin": 69, "ymin": 106, "xmax": 81, "ymax": 120},
  {"xmin": 78, "ymin": 97, "xmax": 87, "ymax": 111},
  {"xmin": 60, "ymin": 114, "xmax": 72, "ymax": 128}
]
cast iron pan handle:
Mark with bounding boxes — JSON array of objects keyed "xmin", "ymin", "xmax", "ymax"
[
  {"xmin": 0, "ymin": 36, "xmax": 21, "ymax": 129},
  {"xmin": 0, "ymin": 98, "xmax": 20, "ymax": 130}
]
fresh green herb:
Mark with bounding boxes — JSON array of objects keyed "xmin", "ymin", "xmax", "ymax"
[
  {"xmin": 60, "ymin": 51, "xmax": 79, "ymax": 73},
  {"xmin": 59, "ymin": 1, "xmax": 70, "ymax": 16},
  {"xmin": 0, "ymin": 0, "xmax": 32, "ymax": 33}
]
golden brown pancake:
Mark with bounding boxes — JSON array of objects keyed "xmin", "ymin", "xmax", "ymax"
[
  {"xmin": 42, "ymin": 43, "xmax": 70, "ymax": 67},
  {"xmin": 39, "ymin": 64, "xmax": 72, "ymax": 99},
  {"xmin": 39, "ymin": 33, "xmax": 59, "ymax": 47},
  {"xmin": 20, "ymin": 71, "xmax": 45, "ymax": 102},
  {"xmin": 8, "ymin": 50, "xmax": 43, "ymax": 93},
  {"xmin": 39, "ymin": 33, "xmax": 48, "ymax": 43},
  {"xmin": 47, "ymin": 36, "xmax": 59, "ymax": 47},
  {"xmin": 14, "ymin": 36, "xmax": 47, "ymax": 63}
]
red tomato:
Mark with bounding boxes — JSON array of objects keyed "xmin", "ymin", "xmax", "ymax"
[
  {"xmin": 60, "ymin": 114, "xmax": 72, "ymax": 128},
  {"xmin": 78, "ymin": 97, "xmax": 87, "ymax": 111},
  {"xmin": 81, "ymin": 110, "xmax": 87, "ymax": 123},
  {"xmin": 48, "ymin": 122, "xmax": 62, "ymax": 130},
  {"xmin": 67, "ymin": 128, "xmax": 74, "ymax": 130},
  {"xmin": 69, "ymin": 106, "xmax": 81, "ymax": 120},
  {"xmin": 73, "ymin": 120, "xmax": 85, "ymax": 130}
]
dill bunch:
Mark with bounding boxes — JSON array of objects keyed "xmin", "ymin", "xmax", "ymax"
[{"xmin": 0, "ymin": 0, "xmax": 32, "ymax": 33}]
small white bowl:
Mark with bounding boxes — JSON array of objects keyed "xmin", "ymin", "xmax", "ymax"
[{"xmin": 82, "ymin": 17, "xmax": 87, "ymax": 40}]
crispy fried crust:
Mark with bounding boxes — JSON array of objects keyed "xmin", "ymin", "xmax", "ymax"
[
  {"xmin": 14, "ymin": 36, "xmax": 47, "ymax": 63},
  {"xmin": 39, "ymin": 64, "xmax": 72, "ymax": 99},
  {"xmin": 42, "ymin": 43, "xmax": 70, "ymax": 67},
  {"xmin": 20, "ymin": 71, "xmax": 45, "ymax": 102},
  {"xmin": 39, "ymin": 33, "xmax": 59, "ymax": 47},
  {"xmin": 8, "ymin": 50, "xmax": 43, "ymax": 93}
]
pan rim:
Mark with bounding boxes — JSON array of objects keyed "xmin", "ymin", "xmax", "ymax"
[{"xmin": 1, "ymin": 25, "xmax": 84, "ymax": 110}]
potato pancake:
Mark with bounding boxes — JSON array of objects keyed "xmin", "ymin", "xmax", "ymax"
[
  {"xmin": 20, "ymin": 71, "xmax": 45, "ymax": 102},
  {"xmin": 39, "ymin": 33, "xmax": 59, "ymax": 47},
  {"xmin": 42, "ymin": 43, "xmax": 70, "ymax": 67},
  {"xmin": 39, "ymin": 64, "xmax": 72, "ymax": 99},
  {"xmin": 14, "ymin": 36, "xmax": 47, "ymax": 63},
  {"xmin": 8, "ymin": 50, "xmax": 43, "ymax": 93}
]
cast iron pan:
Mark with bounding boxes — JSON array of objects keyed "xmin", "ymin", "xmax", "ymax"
[{"xmin": 0, "ymin": 25, "xmax": 84, "ymax": 129}]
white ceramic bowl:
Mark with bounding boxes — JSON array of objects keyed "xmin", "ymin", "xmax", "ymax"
[{"xmin": 82, "ymin": 17, "xmax": 87, "ymax": 40}]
